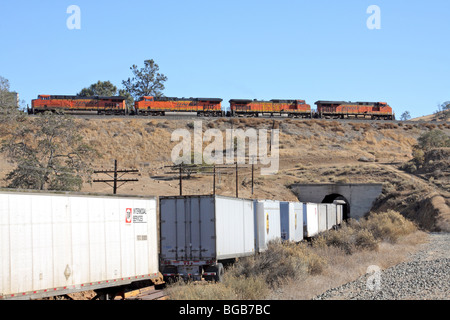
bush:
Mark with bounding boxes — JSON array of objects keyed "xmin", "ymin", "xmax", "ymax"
[
  {"xmin": 318, "ymin": 225, "xmax": 357, "ymax": 254},
  {"xmin": 228, "ymin": 240, "xmax": 326, "ymax": 286},
  {"xmin": 412, "ymin": 148, "xmax": 425, "ymax": 165},
  {"xmin": 315, "ymin": 210, "xmax": 415, "ymax": 252},
  {"xmin": 400, "ymin": 162, "xmax": 417, "ymax": 173},
  {"xmin": 417, "ymin": 129, "xmax": 450, "ymax": 150},
  {"xmin": 354, "ymin": 229, "xmax": 379, "ymax": 251},
  {"xmin": 360, "ymin": 210, "xmax": 417, "ymax": 243},
  {"xmin": 229, "ymin": 241, "xmax": 305, "ymax": 285},
  {"xmin": 223, "ymin": 274, "xmax": 269, "ymax": 300}
]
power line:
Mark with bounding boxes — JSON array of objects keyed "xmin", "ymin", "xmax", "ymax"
[
  {"xmin": 93, "ymin": 159, "xmax": 138, "ymax": 194},
  {"xmin": 164, "ymin": 162, "xmax": 250, "ymax": 197}
]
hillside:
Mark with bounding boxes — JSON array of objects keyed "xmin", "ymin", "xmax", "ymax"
[
  {"xmin": 410, "ymin": 110, "xmax": 449, "ymax": 122},
  {"xmin": 1, "ymin": 117, "xmax": 449, "ymax": 231}
]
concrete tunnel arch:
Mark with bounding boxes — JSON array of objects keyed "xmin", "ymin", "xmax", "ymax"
[
  {"xmin": 321, "ymin": 193, "xmax": 350, "ymax": 220},
  {"xmin": 290, "ymin": 183, "xmax": 383, "ymax": 220}
]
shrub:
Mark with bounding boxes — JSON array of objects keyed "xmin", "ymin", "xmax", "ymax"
[
  {"xmin": 229, "ymin": 240, "xmax": 306, "ymax": 285},
  {"xmin": 229, "ymin": 240, "xmax": 326, "ymax": 286},
  {"xmin": 315, "ymin": 211, "xmax": 415, "ymax": 252},
  {"xmin": 317, "ymin": 224, "xmax": 357, "ymax": 254},
  {"xmin": 223, "ymin": 274, "xmax": 269, "ymax": 300},
  {"xmin": 400, "ymin": 162, "xmax": 417, "ymax": 173},
  {"xmin": 417, "ymin": 129, "xmax": 450, "ymax": 150},
  {"xmin": 412, "ymin": 148, "xmax": 425, "ymax": 165},
  {"xmin": 361, "ymin": 210, "xmax": 417, "ymax": 243},
  {"xmin": 354, "ymin": 229, "xmax": 379, "ymax": 251}
]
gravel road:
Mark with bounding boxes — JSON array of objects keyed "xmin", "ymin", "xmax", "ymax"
[{"xmin": 314, "ymin": 232, "xmax": 450, "ymax": 300}]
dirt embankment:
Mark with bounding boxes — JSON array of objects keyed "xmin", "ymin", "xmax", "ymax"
[{"xmin": 0, "ymin": 117, "xmax": 449, "ymax": 230}]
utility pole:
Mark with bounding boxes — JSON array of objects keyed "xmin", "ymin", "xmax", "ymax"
[
  {"xmin": 163, "ymin": 163, "xmax": 188, "ymax": 196},
  {"xmin": 235, "ymin": 162, "xmax": 238, "ymax": 198},
  {"xmin": 251, "ymin": 162, "xmax": 254, "ymax": 195},
  {"xmin": 213, "ymin": 164, "xmax": 216, "ymax": 196},
  {"xmin": 179, "ymin": 164, "xmax": 182, "ymax": 196},
  {"xmin": 113, "ymin": 159, "xmax": 118, "ymax": 194},
  {"xmin": 94, "ymin": 160, "xmax": 139, "ymax": 194}
]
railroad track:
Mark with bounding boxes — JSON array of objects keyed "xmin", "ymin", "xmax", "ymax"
[
  {"xmin": 25, "ymin": 112, "xmax": 446, "ymax": 126},
  {"xmin": 117, "ymin": 286, "xmax": 168, "ymax": 300}
]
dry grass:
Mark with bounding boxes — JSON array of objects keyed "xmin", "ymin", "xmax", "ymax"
[
  {"xmin": 271, "ymin": 230, "xmax": 427, "ymax": 300},
  {"xmin": 166, "ymin": 281, "xmax": 239, "ymax": 300},
  {"xmin": 314, "ymin": 210, "xmax": 418, "ymax": 255},
  {"xmin": 228, "ymin": 240, "xmax": 326, "ymax": 284}
]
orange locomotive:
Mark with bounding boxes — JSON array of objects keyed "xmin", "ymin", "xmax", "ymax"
[
  {"xmin": 314, "ymin": 101, "xmax": 394, "ymax": 120},
  {"xmin": 134, "ymin": 96, "xmax": 223, "ymax": 116},
  {"xmin": 30, "ymin": 95, "xmax": 128, "ymax": 115},
  {"xmin": 228, "ymin": 99, "xmax": 311, "ymax": 118}
]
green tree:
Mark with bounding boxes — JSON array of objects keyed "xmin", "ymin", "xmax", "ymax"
[
  {"xmin": 122, "ymin": 59, "xmax": 168, "ymax": 100},
  {"xmin": 2, "ymin": 112, "xmax": 99, "ymax": 191},
  {"xmin": 77, "ymin": 80, "xmax": 118, "ymax": 97},
  {"xmin": 78, "ymin": 80, "xmax": 135, "ymax": 114}
]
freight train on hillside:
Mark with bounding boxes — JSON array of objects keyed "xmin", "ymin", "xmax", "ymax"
[
  {"xmin": 29, "ymin": 94, "xmax": 395, "ymax": 120},
  {"xmin": 0, "ymin": 191, "xmax": 343, "ymax": 300}
]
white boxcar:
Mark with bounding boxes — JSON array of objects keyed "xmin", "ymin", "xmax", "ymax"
[
  {"xmin": 326, "ymin": 203, "xmax": 337, "ymax": 230},
  {"xmin": 159, "ymin": 195, "xmax": 254, "ymax": 281},
  {"xmin": 336, "ymin": 204, "xmax": 343, "ymax": 225},
  {"xmin": 333, "ymin": 200, "xmax": 345, "ymax": 225},
  {"xmin": 280, "ymin": 202, "xmax": 303, "ymax": 242},
  {"xmin": 254, "ymin": 200, "xmax": 281, "ymax": 252},
  {"xmin": 318, "ymin": 204, "xmax": 328, "ymax": 233},
  {"xmin": 303, "ymin": 203, "xmax": 318, "ymax": 238},
  {"xmin": 0, "ymin": 190, "xmax": 159, "ymax": 300}
]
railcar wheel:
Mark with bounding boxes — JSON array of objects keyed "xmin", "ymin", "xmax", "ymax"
[
  {"xmin": 204, "ymin": 263, "xmax": 224, "ymax": 282},
  {"xmin": 214, "ymin": 263, "xmax": 224, "ymax": 283}
]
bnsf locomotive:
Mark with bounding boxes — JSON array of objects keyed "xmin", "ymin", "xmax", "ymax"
[
  {"xmin": 228, "ymin": 99, "xmax": 312, "ymax": 118},
  {"xmin": 134, "ymin": 96, "xmax": 223, "ymax": 116},
  {"xmin": 30, "ymin": 95, "xmax": 128, "ymax": 115},
  {"xmin": 29, "ymin": 94, "xmax": 395, "ymax": 120},
  {"xmin": 315, "ymin": 100, "xmax": 394, "ymax": 120}
]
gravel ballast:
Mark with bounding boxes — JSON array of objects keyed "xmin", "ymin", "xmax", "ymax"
[{"xmin": 314, "ymin": 233, "xmax": 450, "ymax": 300}]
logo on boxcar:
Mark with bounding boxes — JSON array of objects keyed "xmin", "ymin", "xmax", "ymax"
[
  {"xmin": 266, "ymin": 212, "xmax": 269, "ymax": 234},
  {"xmin": 132, "ymin": 208, "xmax": 147, "ymax": 223},
  {"xmin": 125, "ymin": 208, "xmax": 132, "ymax": 223}
]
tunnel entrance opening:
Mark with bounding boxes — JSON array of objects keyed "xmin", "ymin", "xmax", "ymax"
[{"xmin": 322, "ymin": 194, "xmax": 350, "ymax": 220}]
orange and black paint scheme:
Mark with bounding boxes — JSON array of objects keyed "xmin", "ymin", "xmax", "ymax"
[
  {"xmin": 134, "ymin": 96, "xmax": 223, "ymax": 116},
  {"xmin": 29, "ymin": 94, "xmax": 396, "ymax": 120},
  {"xmin": 229, "ymin": 99, "xmax": 312, "ymax": 118},
  {"xmin": 314, "ymin": 101, "xmax": 394, "ymax": 120},
  {"xmin": 30, "ymin": 95, "xmax": 128, "ymax": 115}
]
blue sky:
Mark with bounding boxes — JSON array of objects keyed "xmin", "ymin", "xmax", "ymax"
[{"xmin": 1, "ymin": 0, "xmax": 449, "ymax": 118}]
